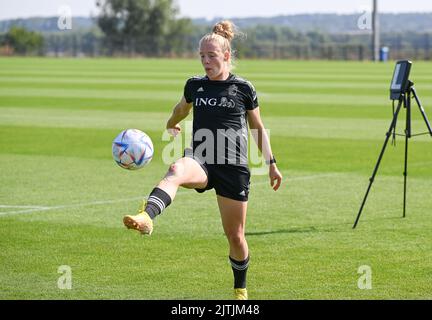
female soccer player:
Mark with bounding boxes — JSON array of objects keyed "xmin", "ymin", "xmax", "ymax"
[{"xmin": 123, "ymin": 20, "xmax": 283, "ymax": 300}]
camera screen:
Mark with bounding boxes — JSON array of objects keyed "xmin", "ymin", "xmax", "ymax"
[
  {"xmin": 390, "ymin": 60, "xmax": 411, "ymax": 100},
  {"xmin": 391, "ymin": 64, "xmax": 403, "ymax": 89}
]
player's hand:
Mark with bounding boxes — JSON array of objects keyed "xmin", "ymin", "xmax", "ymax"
[
  {"xmin": 269, "ymin": 164, "xmax": 282, "ymax": 191},
  {"xmin": 167, "ymin": 123, "xmax": 181, "ymax": 137}
]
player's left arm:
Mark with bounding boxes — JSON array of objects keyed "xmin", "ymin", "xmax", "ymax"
[{"xmin": 247, "ymin": 107, "xmax": 282, "ymax": 191}]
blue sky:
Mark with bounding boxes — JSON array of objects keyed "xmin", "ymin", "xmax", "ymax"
[{"xmin": 0, "ymin": 0, "xmax": 431, "ymax": 20}]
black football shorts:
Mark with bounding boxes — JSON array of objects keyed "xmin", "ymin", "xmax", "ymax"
[{"xmin": 184, "ymin": 149, "xmax": 251, "ymax": 202}]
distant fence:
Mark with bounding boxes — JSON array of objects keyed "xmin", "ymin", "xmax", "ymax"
[
  {"xmin": 240, "ymin": 44, "xmax": 432, "ymax": 61},
  {"xmin": 1, "ymin": 41, "xmax": 431, "ymax": 61}
]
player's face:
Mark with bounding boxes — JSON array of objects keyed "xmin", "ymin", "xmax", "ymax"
[{"xmin": 200, "ymin": 40, "xmax": 230, "ymax": 81}]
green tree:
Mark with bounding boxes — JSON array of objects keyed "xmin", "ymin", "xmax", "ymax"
[
  {"xmin": 97, "ymin": 0, "xmax": 191, "ymax": 56},
  {"xmin": 3, "ymin": 26, "xmax": 44, "ymax": 55}
]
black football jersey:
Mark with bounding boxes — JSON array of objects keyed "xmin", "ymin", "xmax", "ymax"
[{"xmin": 184, "ymin": 73, "xmax": 259, "ymax": 166}]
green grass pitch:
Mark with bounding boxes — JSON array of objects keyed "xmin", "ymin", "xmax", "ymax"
[{"xmin": 0, "ymin": 57, "xmax": 431, "ymax": 299}]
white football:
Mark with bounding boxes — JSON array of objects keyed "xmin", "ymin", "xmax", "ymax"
[{"xmin": 112, "ymin": 129, "xmax": 153, "ymax": 170}]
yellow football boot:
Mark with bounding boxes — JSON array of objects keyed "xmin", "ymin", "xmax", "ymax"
[
  {"xmin": 234, "ymin": 288, "xmax": 248, "ymax": 300},
  {"xmin": 123, "ymin": 200, "xmax": 153, "ymax": 235}
]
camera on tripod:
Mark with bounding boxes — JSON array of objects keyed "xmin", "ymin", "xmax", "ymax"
[
  {"xmin": 390, "ymin": 60, "xmax": 412, "ymax": 101},
  {"xmin": 353, "ymin": 60, "xmax": 432, "ymax": 228}
]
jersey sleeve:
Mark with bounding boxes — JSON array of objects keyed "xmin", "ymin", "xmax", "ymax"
[
  {"xmin": 183, "ymin": 78, "xmax": 193, "ymax": 103},
  {"xmin": 245, "ymin": 81, "xmax": 259, "ymax": 110}
]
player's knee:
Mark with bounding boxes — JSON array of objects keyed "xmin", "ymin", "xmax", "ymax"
[
  {"xmin": 168, "ymin": 163, "xmax": 177, "ymax": 174},
  {"xmin": 226, "ymin": 232, "xmax": 245, "ymax": 247},
  {"xmin": 167, "ymin": 161, "xmax": 185, "ymax": 179}
]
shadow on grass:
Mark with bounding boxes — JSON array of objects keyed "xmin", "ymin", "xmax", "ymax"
[
  {"xmin": 246, "ymin": 216, "xmax": 410, "ymax": 236},
  {"xmin": 246, "ymin": 226, "xmax": 318, "ymax": 236}
]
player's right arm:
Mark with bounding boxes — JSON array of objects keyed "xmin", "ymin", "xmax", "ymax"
[{"xmin": 166, "ymin": 96, "xmax": 192, "ymax": 137}]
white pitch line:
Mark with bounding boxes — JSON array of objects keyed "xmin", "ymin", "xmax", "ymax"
[
  {"xmin": 0, "ymin": 172, "xmax": 341, "ymax": 217},
  {"xmin": 0, "ymin": 205, "xmax": 50, "ymax": 209},
  {"xmin": 0, "ymin": 197, "xmax": 146, "ymax": 216}
]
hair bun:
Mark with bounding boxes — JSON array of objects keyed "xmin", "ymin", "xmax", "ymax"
[{"xmin": 212, "ymin": 20, "xmax": 235, "ymax": 42}]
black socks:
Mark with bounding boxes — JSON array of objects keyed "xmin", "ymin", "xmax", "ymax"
[
  {"xmin": 145, "ymin": 187, "xmax": 172, "ymax": 219},
  {"xmin": 229, "ymin": 256, "xmax": 249, "ymax": 289}
]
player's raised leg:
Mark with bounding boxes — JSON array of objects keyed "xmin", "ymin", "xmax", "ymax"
[
  {"xmin": 123, "ymin": 157, "xmax": 208, "ymax": 235},
  {"xmin": 217, "ymin": 195, "xmax": 249, "ymax": 300}
]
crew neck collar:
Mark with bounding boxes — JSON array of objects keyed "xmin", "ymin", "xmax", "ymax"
[{"xmin": 204, "ymin": 73, "xmax": 234, "ymax": 82}]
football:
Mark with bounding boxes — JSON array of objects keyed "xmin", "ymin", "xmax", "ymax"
[{"xmin": 112, "ymin": 129, "xmax": 154, "ymax": 170}]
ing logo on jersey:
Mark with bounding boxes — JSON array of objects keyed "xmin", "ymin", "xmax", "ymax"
[{"xmin": 195, "ymin": 97, "xmax": 236, "ymax": 108}]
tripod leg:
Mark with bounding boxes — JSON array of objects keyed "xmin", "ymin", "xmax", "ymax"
[
  {"xmin": 353, "ymin": 98, "xmax": 405, "ymax": 229},
  {"xmin": 403, "ymin": 93, "xmax": 411, "ymax": 218},
  {"xmin": 411, "ymin": 87, "xmax": 432, "ymax": 136},
  {"xmin": 403, "ymin": 133, "xmax": 408, "ymax": 218}
]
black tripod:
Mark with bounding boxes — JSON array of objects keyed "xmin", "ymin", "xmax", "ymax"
[{"xmin": 353, "ymin": 81, "xmax": 432, "ymax": 228}]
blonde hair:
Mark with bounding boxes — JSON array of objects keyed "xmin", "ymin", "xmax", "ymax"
[{"xmin": 199, "ymin": 20, "xmax": 239, "ymax": 70}]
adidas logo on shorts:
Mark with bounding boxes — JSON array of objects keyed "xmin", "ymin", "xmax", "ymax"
[{"xmin": 239, "ymin": 190, "xmax": 246, "ymax": 196}]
